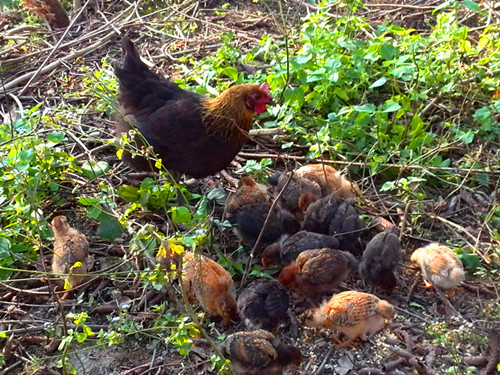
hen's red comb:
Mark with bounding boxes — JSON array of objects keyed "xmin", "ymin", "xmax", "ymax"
[{"xmin": 260, "ymin": 82, "xmax": 271, "ymax": 96}]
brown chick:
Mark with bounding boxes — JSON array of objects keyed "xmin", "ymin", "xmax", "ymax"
[
  {"xmin": 410, "ymin": 243, "xmax": 465, "ymax": 291},
  {"xmin": 278, "ymin": 248, "xmax": 359, "ymax": 301},
  {"xmin": 303, "ymin": 291, "xmax": 395, "ymax": 348},
  {"xmin": 359, "ymin": 226, "xmax": 401, "ymax": 295},
  {"xmin": 226, "ymin": 176, "xmax": 270, "ymax": 217},
  {"xmin": 268, "ymin": 172, "xmax": 322, "ymax": 220},
  {"xmin": 220, "ymin": 329, "xmax": 302, "ymax": 375},
  {"xmin": 181, "ymin": 252, "xmax": 237, "ymax": 326},
  {"xmin": 237, "ymin": 280, "xmax": 290, "ymax": 331},
  {"xmin": 261, "ymin": 230, "xmax": 340, "ymax": 268},
  {"xmin": 295, "ymin": 164, "xmax": 361, "ymax": 199},
  {"xmin": 114, "ymin": 38, "xmax": 273, "ymax": 177},
  {"xmin": 51, "ymin": 216, "xmax": 89, "ymax": 300},
  {"xmin": 227, "ymin": 203, "xmax": 300, "ymax": 253}
]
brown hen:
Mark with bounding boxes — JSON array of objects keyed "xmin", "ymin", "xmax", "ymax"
[
  {"xmin": 51, "ymin": 216, "xmax": 89, "ymax": 300},
  {"xmin": 278, "ymin": 248, "xmax": 358, "ymax": 301},
  {"xmin": 114, "ymin": 38, "xmax": 273, "ymax": 177},
  {"xmin": 181, "ymin": 252, "xmax": 237, "ymax": 326},
  {"xmin": 221, "ymin": 329, "xmax": 302, "ymax": 375},
  {"xmin": 304, "ymin": 291, "xmax": 395, "ymax": 348}
]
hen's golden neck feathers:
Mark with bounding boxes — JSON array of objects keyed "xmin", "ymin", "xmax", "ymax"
[{"xmin": 202, "ymin": 84, "xmax": 262, "ymax": 143}]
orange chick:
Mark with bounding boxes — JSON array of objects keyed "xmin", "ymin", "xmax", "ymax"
[
  {"xmin": 181, "ymin": 252, "xmax": 237, "ymax": 326},
  {"xmin": 295, "ymin": 164, "xmax": 361, "ymax": 199},
  {"xmin": 226, "ymin": 176, "xmax": 270, "ymax": 217},
  {"xmin": 359, "ymin": 226, "xmax": 401, "ymax": 295},
  {"xmin": 303, "ymin": 291, "xmax": 395, "ymax": 348},
  {"xmin": 51, "ymin": 216, "xmax": 89, "ymax": 300},
  {"xmin": 278, "ymin": 248, "xmax": 358, "ymax": 301},
  {"xmin": 220, "ymin": 329, "xmax": 302, "ymax": 375},
  {"xmin": 268, "ymin": 172, "xmax": 322, "ymax": 220},
  {"xmin": 261, "ymin": 230, "xmax": 340, "ymax": 268},
  {"xmin": 410, "ymin": 243, "xmax": 465, "ymax": 291}
]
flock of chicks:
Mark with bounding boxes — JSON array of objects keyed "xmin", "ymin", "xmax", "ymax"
[{"xmin": 48, "ymin": 163, "xmax": 466, "ymax": 375}]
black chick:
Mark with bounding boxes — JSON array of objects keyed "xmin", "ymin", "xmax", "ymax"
[
  {"xmin": 359, "ymin": 226, "xmax": 401, "ymax": 295},
  {"xmin": 220, "ymin": 329, "xmax": 302, "ymax": 375},
  {"xmin": 328, "ymin": 200, "xmax": 363, "ymax": 255},
  {"xmin": 227, "ymin": 203, "xmax": 300, "ymax": 253},
  {"xmin": 261, "ymin": 230, "xmax": 340, "ymax": 268},
  {"xmin": 237, "ymin": 280, "xmax": 289, "ymax": 331}
]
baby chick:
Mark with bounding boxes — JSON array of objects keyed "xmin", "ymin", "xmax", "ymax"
[
  {"xmin": 268, "ymin": 172, "xmax": 322, "ymax": 220},
  {"xmin": 302, "ymin": 195, "xmax": 342, "ymax": 234},
  {"xmin": 227, "ymin": 203, "xmax": 300, "ymax": 252},
  {"xmin": 261, "ymin": 230, "xmax": 340, "ymax": 268},
  {"xmin": 221, "ymin": 329, "xmax": 302, "ymax": 375},
  {"xmin": 226, "ymin": 176, "xmax": 270, "ymax": 217},
  {"xmin": 410, "ymin": 243, "xmax": 465, "ymax": 291},
  {"xmin": 303, "ymin": 291, "xmax": 394, "ymax": 348},
  {"xmin": 182, "ymin": 252, "xmax": 237, "ymax": 326},
  {"xmin": 51, "ymin": 215, "xmax": 89, "ymax": 300},
  {"xmin": 295, "ymin": 163, "xmax": 361, "ymax": 199},
  {"xmin": 237, "ymin": 280, "xmax": 289, "ymax": 331},
  {"xmin": 359, "ymin": 226, "xmax": 401, "ymax": 295},
  {"xmin": 278, "ymin": 248, "xmax": 359, "ymax": 301}
]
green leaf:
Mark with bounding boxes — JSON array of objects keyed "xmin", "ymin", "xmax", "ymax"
[
  {"xmin": 369, "ymin": 77, "xmax": 387, "ymax": 89},
  {"xmin": 221, "ymin": 67, "xmax": 238, "ymax": 81},
  {"xmin": 0, "ymin": 238, "xmax": 11, "ymax": 259},
  {"xmin": 118, "ymin": 185, "xmax": 140, "ymax": 202},
  {"xmin": 97, "ymin": 213, "xmax": 123, "ymax": 241},
  {"xmin": 81, "ymin": 161, "xmax": 109, "ymax": 179},
  {"xmin": 353, "ymin": 103, "xmax": 376, "ymax": 113},
  {"xmin": 19, "ymin": 149, "xmax": 35, "ymax": 163},
  {"xmin": 172, "ymin": 206, "xmax": 192, "ymax": 225},
  {"xmin": 46, "ymin": 132, "xmax": 66, "ymax": 143},
  {"xmin": 459, "ymin": 252, "xmax": 481, "ymax": 269},
  {"xmin": 381, "ymin": 101, "xmax": 402, "ymax": 113},
  {"xmin": 78, "ymin": 197, "xmax": 100, "ymax": 206},
  {"xmin": 207, "ymin": 188, "xmax": 227, "ymax": 206},
  {"xmin": 334, "ymin": 87, "xmax": 349, "ymax": 101},
  {"xmin": 380, "ymin": 44, "xmax": 398, "ymax": 60},
  {"xmin": 295, "ymin": 54, "xmax": 312, "ymax": 65},
  {"xmin": 461, "ymin": 0, "xmax": 481, "ymax": 12}
]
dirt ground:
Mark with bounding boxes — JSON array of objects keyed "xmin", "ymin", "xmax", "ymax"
[{"xmin": 0, "ymin": 1, "xmax": 499, "ymax": 374}]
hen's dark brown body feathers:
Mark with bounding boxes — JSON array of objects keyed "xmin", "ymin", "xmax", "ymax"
[
  {"xmin": 359, "ymin": 226, "xmax": 401, "ymax": 294},
  {"xmin": 237, "ymin": 280, "xmax": 289, "ymax": 331},
  {"xmin": 221, "ymin": 330, "xmax": 302, "ymax": 374},
  {"xmin": 114, "ymin": 38, "xmax": 272, "ymax": 177}
]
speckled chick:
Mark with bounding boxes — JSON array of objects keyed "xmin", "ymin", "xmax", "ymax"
[
  {"xmin": 261, "ymin": 230, "xmax": 340, "ymax": 268},
  {"xmin": 226, "ymin": 176, "xmax": 270, "ymax": 217},
  {"xmin": 410, "ymin": 243, "xmax": 465, "ymax": 290},
  {"xmin": 237, "ymin": 280, "xmax": 289, "ymax": 331},
  {"xmin": 227, "ymin": 203, "xmax": 300, "ymax": 252},
  {"xmin": 295, "ymin": 164, "xmax": 361, "ymax": 199},
  {"xmin": 303, "ymin": 291, "xmax": 395, "ymax": 348},
  {"xmin": 182, "ymin": 252, "xmax": 237, "ymax": 326},
  {"xmin": 220, "ymin": 329, "xmax": 302, "ymax": 375},
  {"xmin": 51, "ymin": 216, "xmax": 89, "ymax": 299},
  {"xmin": 268, "ymin": 172, "xmax": 322, "ymax": 220},
  {"xmin": 278, "ymin": 248, "xmax": 359, "ymax": 301},
  {"xmin": 359, "ymin": 226, "xmax": 401, "ymax": 295}
]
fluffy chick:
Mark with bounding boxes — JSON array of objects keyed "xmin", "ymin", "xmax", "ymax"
[
  {"xmin": 226, "ymin": 176, "xmax": 270, "ymax": 217},
  {"xmin": 221, "ymin": 329, "xmax": 302, "ymax": 375},
  {"xmin": 279, "ymin": 248, "xmax": 359, "ymax": 301},
  {"xmin": 410, "ymin": 243, "xmax": 465, "ymax": 291},
  {"xmin": 302, "ymin": 195, "xmax": 362, "ymax": 255},
  {"xmin": 268, "ymin": 172, "xmax": 322, "ymax": 220},
  {"xmin": 261, "ymin": 231, "xmax": 340, "ymax": 268},
  {"xmin": 227, "ymin": 203, "xmax": 300, "ymax": 252},
  {"xmin": 295, "ymin": 164, "xmax": 361, "ymax": 199},
  {"xmin": 359, "ymin": 226, "xmax": 401, "ymax": 295},
  {"xmin": 303, "ymin": 291, "xmax": 394, "ymax": 348},
  {"xmin": 51, "ymin": 216, "xmax": 89, "ymax": 300},
  {"xmin": 182, "ymin": 252, "xmax": 237, "ymax": 326},
  {"xmin": 237, "ymin": 280, "xmax": 289, "ymax": 331}
]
